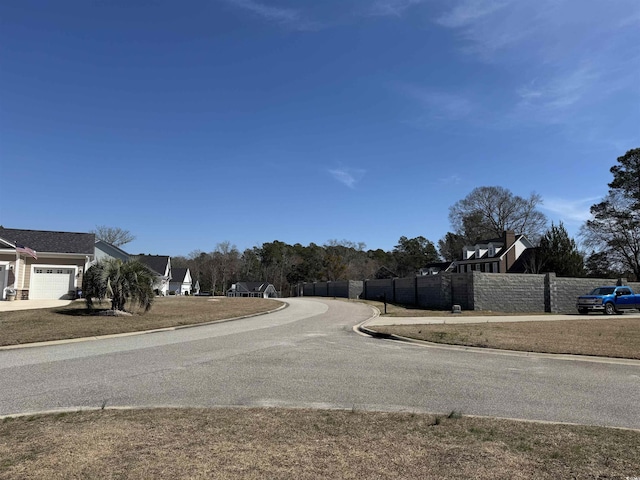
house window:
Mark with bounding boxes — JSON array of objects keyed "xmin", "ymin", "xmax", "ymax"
[
  {"xmin": 46, "ymin": 269, "xmax": 53, "ymax": 274},
  {"xmin": 36, "ymin": 269, "xmax": 43, "ymax": 274}
]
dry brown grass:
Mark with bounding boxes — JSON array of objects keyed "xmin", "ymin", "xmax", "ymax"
[
  {"xmin": 0, "ymin": 297, "xmax": 281, "ymax": 347},
  {"xmin": 0, "ymin": 408, "xmax": 637, "ymax": 479},
  {"xmin": 353, "ymin": 299, "xmax": 543, "ymax": 317},
  {"xmin": 371, "ymin": 317, "xmax": 640, "ymax": 359}
]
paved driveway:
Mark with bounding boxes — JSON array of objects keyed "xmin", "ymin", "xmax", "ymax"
[
  {"xmin": 1, "ymin": 298, "xmax": 638, "ymax": 429},
  {"xmin": 0, "ymin": 299, "xmax": 73, "ymax": 312}
]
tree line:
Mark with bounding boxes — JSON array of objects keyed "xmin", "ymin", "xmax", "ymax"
[{"xmin": 98, "ymin": 148, "xmax": 640, "ymax": 294}]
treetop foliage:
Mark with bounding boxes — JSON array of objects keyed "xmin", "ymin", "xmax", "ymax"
[
  {"xmin": 91, "ymin": 225, "xmax": 135, "ymax": 247},
  {"xmin": 581, "ymin": 148, "xmax": 640, "ymax": 280},
  {"xmin": 448, "ymin": 186, "xmax": 548, "ymax": 245}
]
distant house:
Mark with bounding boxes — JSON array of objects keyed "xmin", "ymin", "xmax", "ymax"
[
  {"xmin": 134, "ymin": 255, "xmax": 172, "ymax": 296},
  {"xmin": 455, "ymin": 230, "xmax": 534, "ymax": 273},
  {"xmin": 169, "ymin": 268, "xmax": 192, "ymax": 295},
  {"xmin": 374, "ymin": 266, "xmax": 398, "ymax": 279},
  {"xmin": 0, "ymin": 227, "xmax": 95, "ymax": 300},
  {"xmin": 419, "ymin": 261, "xmax": 456, "ymax": 275},
  {"xmin": 94, "ymin": 240, "xmax": 130, "ymax": 263},
  {"xmin": 227, "ymin": 282, "xmax": 278, "ymax": 298},
  {"xmin": 192, "ymin": 279, "xmax": 201, "ymax": 295}
]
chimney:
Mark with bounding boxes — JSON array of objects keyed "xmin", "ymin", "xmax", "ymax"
[
  {"xmin": 504, "ymin": 230, "xmax": 516, "ymax": 248},
  {"xmin": 504, "ymin": 230, "xmax": 517, "ymax": 271}
]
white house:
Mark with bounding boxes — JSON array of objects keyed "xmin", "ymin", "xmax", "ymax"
[
  {"xmin": 169, "ymin": 268, "xmax": 192, "ymax": 295},
  {"xmin": 134, "ymin": 255, "xmax": 172, "ymax": 296},
  {"xmin": 227, "ymin": 282, "xmax": 278, "ymax": 298},
  {"xmin": 94, "ymin": 240, "xmax": 130, "ymax": 263}
]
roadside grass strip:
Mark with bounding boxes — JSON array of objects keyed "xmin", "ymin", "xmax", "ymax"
[
  {"xmin": 370, "ymin": 317, "xmax": 640, "ymax": 360},
  {"xmin": 0, "ymin": 297, "xmax": 282, "ymax": 347},
  {"xmin": 1, "ymin": 408, "xmax": 638, "ymax": 479}
]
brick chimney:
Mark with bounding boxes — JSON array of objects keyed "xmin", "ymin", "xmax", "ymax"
[
  {"xmin": 504, "ymin": 230, "xmax": 516, "ymax": 248},
  {"xmin": 504, "ymin": 230, "xmax": 516, "ymax": 271}
]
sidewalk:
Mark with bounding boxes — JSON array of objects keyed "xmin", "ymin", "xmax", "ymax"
[
  {"xmin": 364, "ymin": 311, "xmax": 640, "ymax": 327},
  {"xmin": 0, "ymin": 299, "xmax": 74, "ymax": 312}
]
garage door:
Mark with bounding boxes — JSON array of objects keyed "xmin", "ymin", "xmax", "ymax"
[{"xmin": 30, "ymin": 267, "xmax": 74, "ymax": 299}]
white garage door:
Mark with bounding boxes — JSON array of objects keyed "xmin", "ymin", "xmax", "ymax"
[{"xmin": 30, "ymin": 267, "xmax": 74, "ymax": 300}]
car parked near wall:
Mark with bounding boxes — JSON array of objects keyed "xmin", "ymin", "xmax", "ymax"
[{"xmin": 576, "ymin": 286, "xmax": 640, "ymax": 315}]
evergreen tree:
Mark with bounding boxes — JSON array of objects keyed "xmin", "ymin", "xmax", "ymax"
[
  {"xmin": 537, "ymin": 222, "xmax": 584, "ymax": 277},
  {"xmin": 581, "ymin": 148, "xmax": 640, "ymax": 280}
]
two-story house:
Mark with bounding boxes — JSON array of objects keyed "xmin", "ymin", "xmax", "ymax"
[{"xmin": 455, "ymin": 230, "xmax": 534, "ymax": 273}]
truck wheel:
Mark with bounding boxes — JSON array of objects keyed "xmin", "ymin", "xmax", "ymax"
[
  {"xmin": 604, "ymin": 303, "xmax": 616, "ymax": 315},
  {"xmin": 578, "ymin": 308, "xmax": 588, "ymax": 315}
]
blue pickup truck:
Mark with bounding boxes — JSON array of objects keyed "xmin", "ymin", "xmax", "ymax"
[{"xmin": 576, "ymin": 286, "xmax": 640, "ymax": 315}]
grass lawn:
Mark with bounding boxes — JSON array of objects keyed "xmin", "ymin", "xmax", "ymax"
[
  {"xmin": 0, "ymin": 296, "xmax": 282, "ymax": 347},
  {"xmin": 1, "ymin": 408, "xmax": 638, "ymax": 479},
  {"xmin": 370, "ymin": 317, "xmax": 640, "ymax": 359}
]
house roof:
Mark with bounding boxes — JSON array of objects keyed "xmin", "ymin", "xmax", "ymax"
[
  {"xmin": 374, "ymin": 266, "xmax": 398, "ymax": 279},
  {"xmin": 232, "ymin": 282, "xmax": 274, "ymax": 292},
  {"xmin": 171, "ymin": 268, "xmax": 189, "ymax": 283},
  {"xmin": 0, "ymin": 227, "xmax": 95, "ymax": 255},
  {"xmin": 507, "ymin": 248, "xmax": 539, "ymax": 273},
  {"xmin": 95, "ymin": 239, "xmax": 130, "ymax": 258},
  {"xmin": 134, "ymin": 255, "xmax": 170, "ymax": 276},
  {"xmin": 462, "ymin": 234, "xmax": 527, "ymax": 261},
  {"xmin": 422, "ymin": 262, "xmax": 455, "ymax": 271}
]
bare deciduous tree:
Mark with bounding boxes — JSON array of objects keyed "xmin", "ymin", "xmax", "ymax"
[
  {"xmin": 449, "ymin": 186, "xmax": 548, "ymax": 244},
  {"xmin": 91, "ymin": 225, "xmax": 135, "ymax": 247}
]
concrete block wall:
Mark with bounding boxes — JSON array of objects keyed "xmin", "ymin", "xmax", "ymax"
[
  {"xmin": 394, "ymin": 277, "xmax": 416, "ymax": 305},
  {"xmin": 451, "ymin": 273, "xmax": 475, "ymax": 310},
  {"xmin": 348, "ymin": 280, "xmax": 364, "ymax": 299},
  {"xmin": 627, "ymin": 281, "xmax": 640, "ymax": 292},
  {"xmin": 551, "ymin": 277, "xmax": 638, "ymax": 313},
  {"xmin": 327, "ymin": 281, "xmax": 345, "ymax": 297},
  {"xmin": 363, "ymin": 279, "xmax": 394, "ymax": 302},
  {"xmin": 302, "ymin": 283, "xmax": 315, "ymax": 296},
  {"xmin": 300, "ymin": 274, "xmax": 640, "ymax": 313},
  {"xmin": 472, "ymin": 272, "xmax": 546, "ymax": 312},
  {"xmin": 416, "ymin": 274, "xmax": 451, "ymax": 310},
  {"xmin": 299, "ymin": 281, "xmax": 363, "ymax": 299}
]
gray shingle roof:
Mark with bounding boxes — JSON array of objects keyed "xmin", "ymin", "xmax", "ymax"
[
  {"xmin": 0, "ymin": 227, "xmax": 95, "ymax": 255},
  {"xmin": 234, "ymin": 282, "xmax": 273, "ymax": 292},
  {"xmin": 171, "ymin": 268, "xmax": 188, "ymax": 283},
  {"xmin": 134, "ymin": 255, "xmax": 170, "ymax": 276}
]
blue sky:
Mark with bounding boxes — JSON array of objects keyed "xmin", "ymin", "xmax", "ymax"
[{"xmin": 1, "ymin": 0, "xmax": 638, "ymax": 256}]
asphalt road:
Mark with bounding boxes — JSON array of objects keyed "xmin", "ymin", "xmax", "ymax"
[{"xmin": 1, "ymin": 298, "xmax": 639, "ymax": 429}]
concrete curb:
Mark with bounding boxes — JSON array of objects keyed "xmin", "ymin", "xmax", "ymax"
[
  {"xmin": 357, "ymin": 311, "xmax": 640, "ymax": 367},
  {"xmin": 0, "ymin": 301, "xmax": 288, "ymax": 351},
  {"xmin": 1, "ymin": 405, "xmax": 639, "ymax": 432}
]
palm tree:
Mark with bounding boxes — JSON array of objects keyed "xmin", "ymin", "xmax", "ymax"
[{"xmin": 83, "ymin": 259, "xmax": 155, "ymax": 313}]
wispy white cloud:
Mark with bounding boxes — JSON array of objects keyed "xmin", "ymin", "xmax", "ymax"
[
  {"xmin": 328, "ymin": 167, "xmax": 366, "ymax": 188},
  {"xmin": 542, "ymin": 196, "xmax": 602, "ymax": 224},
  {"xmin": 432, "ymin": 0, "xmax": 639, "ymax": 133},
  {"xmin": 515, "ymin": 66, "xmax": 599, "ymax": 119},
  {"xmin": 437, "ymin": 174, "xmax": 462, "ymax": 185},
  {"xmin": 436, "ymin": 0, "xmax": 509, "ymax": 28},
  {"xmin": 398, "ymin": 84, "xmax": 475, "ymax": 121},
  {"xmin": 369, "ymin": 0, "xmax": 425, "ymax": 17},
  {"xmin": 435, "ymin": 0, "xmax": 532, "ymax": 57},
  {"xmin": 221, "ymin": 0, "xmax": 315, "ymax": 30}
]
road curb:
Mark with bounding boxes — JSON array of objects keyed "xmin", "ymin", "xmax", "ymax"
[
  {"xmin": 0, "ymin": 301, "xmax": 289, "ymax": 351},
  {"xmin": 357, "ymin": 315, "xmax": 640, "ymax": 366},
  {"xmin": 2, "ymin": 405, "xmax": 639, "ymax": 432}
]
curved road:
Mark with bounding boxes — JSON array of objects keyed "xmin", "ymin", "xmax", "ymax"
[{"xmin": 1, "ymin": 298, "xmax": 638, "ymax": 429}]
